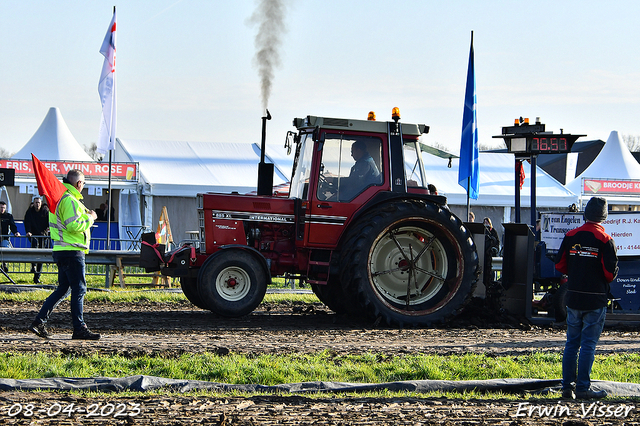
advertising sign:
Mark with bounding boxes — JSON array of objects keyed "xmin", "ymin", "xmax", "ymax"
[
  {"xmin": 581, "ymin": 178, "xmax": 640, "ymax": 196},
  {"xmin": 609, "ymin": 260, "xmax": 640, "ymax": 311},
  {"xmin": 540, "ymin": 211, "xmax": 640, "ymax": 257},
  {"xmin": 0, "ymin": 160, "xmax": 137, "ymax": 182}
]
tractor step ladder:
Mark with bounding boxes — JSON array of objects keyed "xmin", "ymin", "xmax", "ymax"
[{"xmin": 306, "ymin": 249, "xmax": 332, "ymax": 285}]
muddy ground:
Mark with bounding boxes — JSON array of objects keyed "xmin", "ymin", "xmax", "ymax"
[{"xmin": 1, "ymin": 297, "xmax": 640, "ymax": 425}]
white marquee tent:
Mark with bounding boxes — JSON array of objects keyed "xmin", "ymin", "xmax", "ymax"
[
  {"xmin": 8, "ymin": 107, "xmax": 142, "ymax": 247},
  {"xmin": 6, "ymin": 107, "xmax": 98, "ymax": 222},
  {"xmin": 113, "ymin": 138, "xmax": 290, "ymax": 240},
  {"xmin": 113, "ymin": 139, "xmax": 289, "ymax": 197},
  {"xmin": 12, "ymin": 107, "xmax": 94, "ymax": 162},
  {"xmin": 422, "ymin": 151, "xmax": 578, "ymax": 208}
]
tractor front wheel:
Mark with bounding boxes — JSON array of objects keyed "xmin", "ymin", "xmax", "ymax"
[
  {"xmin": 197, "ymin": 250, "xmax": 267, "ymax": 317},
  {"xmin": 180, "ymin": 277, "xmax": 207, "ymax": 309}
]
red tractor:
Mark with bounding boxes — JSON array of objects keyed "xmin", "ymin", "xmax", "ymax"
[{"xmin": 162, "ymin": 110, "xmax": 480, "ymax": 326}]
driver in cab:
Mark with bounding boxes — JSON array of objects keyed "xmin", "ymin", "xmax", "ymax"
[{"xmin": 339, "ymin": 140, "xmax": 380, "ymax": 201}]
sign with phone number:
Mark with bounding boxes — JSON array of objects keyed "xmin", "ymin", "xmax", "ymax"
[{"xmin": 540, "ymin": 211, "xmax": 640, "ymax": 257}]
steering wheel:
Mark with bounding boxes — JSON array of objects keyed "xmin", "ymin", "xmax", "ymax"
[{"xmin": 318, "ymin": 164, "xmax": 336, "ymax": 200}]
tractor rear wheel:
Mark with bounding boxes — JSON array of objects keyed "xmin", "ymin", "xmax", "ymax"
[
  {"xmin": 311, "ymin": 278, "xmax": 356, "ymax": 315},
  {"xmin": 197, "ymin": 250, "xmax": 267, "ymax": 317},
  {"xmin": 180, "ymin": 277, "xmax": 207, "ymax": 309},
  {"xmin": 340, "ymin": 200, "xmax": 479, "ymax": 326}
]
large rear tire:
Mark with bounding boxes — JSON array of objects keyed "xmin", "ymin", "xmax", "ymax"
[
  {"xmin": 340, "ymin": 200, "xmax": 479, "ymax": 326},
  {"xmin": 197, "ymin": 250, "xmax": 267, "ymax": 317},
  {"xmin": 180, "ymin": 277, "xmax": 207, "ymax": 309},
  {"xmin": 310, "ymin": 279, "xmax": 353, "ymax": 315}
]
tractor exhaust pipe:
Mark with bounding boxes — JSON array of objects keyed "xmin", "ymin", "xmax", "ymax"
[{"xmin": 257, "ymin": 109, "xmax": 274, "ymax": 196}]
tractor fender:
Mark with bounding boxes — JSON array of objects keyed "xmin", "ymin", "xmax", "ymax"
[
  {"xmin": 202, "ymin": 244, "xmax": 272, "ymax": 283},
  {"xmin": 339, "ymin": 192, "xmax": 451, "ymax": 247}
]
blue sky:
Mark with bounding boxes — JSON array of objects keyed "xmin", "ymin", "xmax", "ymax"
[{"xmin": 2, "ymin": 0, "xmax": 640, "ymax": 157}]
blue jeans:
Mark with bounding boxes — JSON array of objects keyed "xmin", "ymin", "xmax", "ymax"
[
  {"xmin": 562, "ymin": 306, "xmax": 606, "ymax": 392},
  {"xmin": 35, "ymin": 252, "xmax": 87, "ymax": 331}
]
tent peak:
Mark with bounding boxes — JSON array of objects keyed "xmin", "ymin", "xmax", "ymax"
[{"xmin": 11, "ymin": 108, "xmax": 94, "ymax": 162}]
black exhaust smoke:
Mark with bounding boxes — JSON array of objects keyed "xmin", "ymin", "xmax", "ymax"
[
  {"xmin": 250, "ymin": 0, "xmax": 287, "ymax": 110},
  {"xmin": 250, "ymin": 0, "xmax": 287, "ymax": 196}
]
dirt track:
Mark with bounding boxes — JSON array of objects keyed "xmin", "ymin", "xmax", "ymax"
[{"xmin": 1, "ymin": 298, "xmax": 640, "ymax": 425}]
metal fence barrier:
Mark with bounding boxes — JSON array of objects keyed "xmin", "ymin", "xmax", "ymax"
[
  {"xmin": 2, "ymin": 234, "xmax": 141, "ymax": 251},
  {"xmin": 0, "ymin": 233, "xmax": 143, "ymax": 287}
]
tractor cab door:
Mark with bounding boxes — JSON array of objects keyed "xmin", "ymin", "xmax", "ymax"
[{"xmin": 306, "ymin": 131, "xmax": 387, "ymax": 246}]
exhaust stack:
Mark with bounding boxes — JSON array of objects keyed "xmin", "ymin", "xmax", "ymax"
[{"xmin": 257, "ymin": 109, "xmax": 274, "ymax": 196}]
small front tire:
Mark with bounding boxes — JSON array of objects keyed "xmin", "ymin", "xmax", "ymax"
[
  {"xmin": 197, "ymin": 250, "xmax": 268, "ymax": 317},
  {"xmin": 180, "ymin": 277, "xmax": 207, "ymax": 309}
]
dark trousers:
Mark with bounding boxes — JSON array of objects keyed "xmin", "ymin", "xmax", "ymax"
[
  {"xmin": 35, "ymin": 251, "xmax": 87, "ymax": 331},
  {"xmin": 29, "ymin": 235, "xmax": 49, "ymax": 281}
]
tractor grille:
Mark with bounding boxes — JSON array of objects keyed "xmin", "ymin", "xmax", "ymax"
[
  {"xmin": 253, "ymin": 201, "xmax": 271, "ymax": 210},
  {"xmin": 198, "ymin": 209, "xmax": 205, "ymax": 253}
]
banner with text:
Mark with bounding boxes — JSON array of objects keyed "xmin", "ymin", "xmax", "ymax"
[
  {"xmin": 0, "ymin": 160, "xmax": 137, "ymax": 182},
  {"xmin": 540, "ymin": 211, "xmax": 640, "ymax": 256},
  {"xmin": 582, "ymin": 178, "xmax": 640, "ymax": 196}
]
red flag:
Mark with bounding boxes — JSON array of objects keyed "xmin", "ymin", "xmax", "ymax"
[
  {"xmin": 516, "ymin": 159, "xmax": 525, "ymax": 190},
  {"xmin": 31, "ymin": 154, "xmax": 67, "ymax": 213}
]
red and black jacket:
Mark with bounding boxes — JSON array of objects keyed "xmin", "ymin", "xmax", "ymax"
[{"xmin": 555, "ymin": 222, "xmax": 618, "ymax": 311}]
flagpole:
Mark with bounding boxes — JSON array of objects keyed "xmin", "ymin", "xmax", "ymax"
[
  {"xmin": 106, "ymin": 151, "xmax": 112, "ymax": 249},
  {"xmin": 466, "ymin": 177, "xmax": 471, "ymax": 218},
  {"xmin": 466, "ymin": 31, "xmax": 472, "ymax": 218},
  {"xmin": 106, "ymin": 5, "xmax": 115, "ymax": 250}
]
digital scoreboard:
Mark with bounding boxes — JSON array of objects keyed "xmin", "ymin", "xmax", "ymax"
[
  {"xmin": 493, "ymin": 119, "xmax": 584, "ymax": 155},
  {"xmin": 505, "ymin": 135, "xmax": 581, "ymax": 154}
]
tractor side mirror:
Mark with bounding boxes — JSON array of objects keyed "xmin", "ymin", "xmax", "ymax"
[{"xmin": 284, "ymin": 131, "xmax": 296, "ymax": 155}]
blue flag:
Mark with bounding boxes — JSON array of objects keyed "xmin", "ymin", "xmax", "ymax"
[{"xmin": 458, "ymin": 32, "xmax": 479, "ymax": 199}]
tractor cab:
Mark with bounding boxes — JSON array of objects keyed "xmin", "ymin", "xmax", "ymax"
[{"xmin": 287, "ymin": 111, "xmax": 443, "ymax": 248}]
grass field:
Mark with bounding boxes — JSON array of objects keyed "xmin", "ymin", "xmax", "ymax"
[
  {"xmin": 2, "ymin": 351, "xmax": 639, "ymax": 400},
  {"xmin": 3, "ymin": 268, "xmax": 639, "ymax": 401}
]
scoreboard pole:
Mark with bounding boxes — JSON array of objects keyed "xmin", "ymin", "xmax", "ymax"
[
  {"xmin": 531, "ymin": 155, "xmax": 537, "ymax": 229},
  {"xmin": 514, "ymin": 158, "xmax": 521, "ymax": 223}
]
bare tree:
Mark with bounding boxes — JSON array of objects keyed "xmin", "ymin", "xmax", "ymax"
[
  {"xmin": 479, "ymin": 142, "xmax": 505, "ymax": 152},
  {"xmin": 621, "ymin": 134, "xmax": 640, "ymax": 152},
  {"xmin": 83, "ymin": 143, "xmax": 103, "ymax": 161},
  {"xmin": 0, "ymin": 147, "xmax": 15, "ymax": 158},
  {"xmin": 428, "ymin": 141, "xmax": 453, "ymax": 153}
]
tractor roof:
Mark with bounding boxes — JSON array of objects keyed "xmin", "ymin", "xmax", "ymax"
[{"xmin": 293, "ymin": 115, "xmax": 428, "ymax": 137}]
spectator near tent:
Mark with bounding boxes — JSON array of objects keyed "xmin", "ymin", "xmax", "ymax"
[
  {"xmin": 23, "ymin": 195, "xmax": 50, "ymax": 283},
  {"xmin": 0, "ymin": 200, "xmax": 20, "ymax": 272}
]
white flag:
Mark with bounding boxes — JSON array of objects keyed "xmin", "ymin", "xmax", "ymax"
[{"xmin": 97, "ymin": 10, "xmax": 117, "ymax": 154}]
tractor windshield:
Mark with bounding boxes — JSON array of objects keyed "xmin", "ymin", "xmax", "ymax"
[
  {"xmin": 289, "ymin": 133, "xmax": 314, "ymax": 200},
  {"xmin": 404, "ymin": 140, "xmax": 427, "ymax": 188}
]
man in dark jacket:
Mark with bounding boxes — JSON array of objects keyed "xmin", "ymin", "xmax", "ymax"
[
  {"xmin": 0, "ymin": 200, "xmax": 20, "ymax": 272},
  {"xmin": 339, "ymin": 140, "xmax": 380, "ymax": 201},
  {"xmin": 555, "ymin": 197, "xmax": 618, "ymax": 400},
  {"xmin": 24, "ymin": 196, "xmax": 50, "ymax": 283},
  {"xmin": 0, "ymin": 200, "xmax": 19, "ymax": 240}
]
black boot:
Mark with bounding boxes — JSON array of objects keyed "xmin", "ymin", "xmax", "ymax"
[
  {"xmin": 72, "ymin": 326, "xmax": 101, "ymax": 340},
  {"xmin": 28, "ymin": 321, "xmax": 50, "ymax": 338}
]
